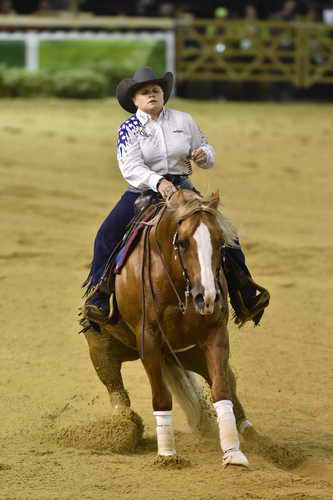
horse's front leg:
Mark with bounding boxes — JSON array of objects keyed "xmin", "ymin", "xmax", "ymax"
[
  {"xmin": 140, "ymin": 330, "xmax": 176, "ymax": 457},
  {"xmin": 176, "ymin": 346, "xmax": 252, "ymax": 435},
  {"xmin": 202, "ymin": 327, "xmax": 249, "ymax": 468}
]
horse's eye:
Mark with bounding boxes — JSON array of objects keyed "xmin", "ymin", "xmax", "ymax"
[
  {"xmin": 219, "ymin": 239, "xmax": 226, "ymax": 248},
  {"xmin": 177, "ymin": 239, "xmax": 188, "ymax": 250}
]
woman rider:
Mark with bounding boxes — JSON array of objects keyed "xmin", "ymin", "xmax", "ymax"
[{"xmin": 83, "ymin": 67, "xmax": 269, "ymax": 326}]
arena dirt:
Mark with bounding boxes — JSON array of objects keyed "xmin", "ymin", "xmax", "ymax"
[{"xmin": 0, "ymin": 98, "xmax": 332, "ymax": 499}]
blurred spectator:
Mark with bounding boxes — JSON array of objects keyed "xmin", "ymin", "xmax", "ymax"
[
  {"xmin": 174, "ymin": 4, "xmax": 194, "ymax": 23},
  {"xmin": 136, "ymin": 0, "xmax": 158, "ymax": 16},
  {"xmin": 323, "ymin": 1, "xmax": 333, "ymax": 23},
  {"xmin": 240, "ymin": 4, "xmax": 265, "ymax": 48},
  {"xmin": 270, "ymin": 1, "xmax": 313, "ymax": 20},
  {"xmin": 244, "ymin": 4, "xmax": 258, "ymax": 20},
  {"xmin": 12, "ymin": 0, "xmax": 39, "ymax": 14},
  {"xmin": 80, "ymin": 0, "xmax": 136, "ymax": 16},
  {"xmin": 305, "ymin": 5, "xmax": 321, "ymax": 21},
  {"xmin": 46, "ymin": 0, "xmax": 70, "ymax": 12},
  {"xmin": 239, "ymin": 3, "xmax": 270, "ymax": 52},
  {"xmin": 271, "ymin": 0, "xmax": 298, "ymax": 20},
  {"xmin": 0, "ymin": 0, "xmax": 14, "ymax": 13},
  {"xmin": 158, "ymin": 2, "xmax": 175, "ymax": 17}
]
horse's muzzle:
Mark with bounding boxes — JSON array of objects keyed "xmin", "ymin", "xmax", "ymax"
[{"xmin": 192, "ymin": 286, "xmax": 220, "ymax": 315}]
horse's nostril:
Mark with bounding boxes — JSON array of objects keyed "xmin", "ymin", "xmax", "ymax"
[{"xmin": 194, "ymin": 293, "xmax": 205, "ymax": 309}]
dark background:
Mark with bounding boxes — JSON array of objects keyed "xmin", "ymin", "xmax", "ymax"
[{"xmin": 10, "ymin": 0, "xmax": 333, "ymax": 19}]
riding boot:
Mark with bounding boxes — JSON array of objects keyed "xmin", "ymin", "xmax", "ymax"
[
  {"xmin": 83, "ymin": 272, "xmax": 116, "ymax": 325},
  {"xmin": 222, "ymin": 245, "xmax": 270, "ymax": 327}
]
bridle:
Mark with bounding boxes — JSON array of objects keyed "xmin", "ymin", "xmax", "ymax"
[
  {"xmin": 154, "ymin": 205, "xmax": 223, "ymax": 315},
  {"xmin": 152, "ymin": 207, "xmax": 190, "ymax": 314},
  {"xmin": 171, "ymin": 230, "xmax": 192, "ymax": 313}
]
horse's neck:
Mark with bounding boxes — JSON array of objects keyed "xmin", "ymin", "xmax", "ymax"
[
  {"xmin": 152, "ymin": 210, "xmax": 180, "ymax": 272},
  {"xmin": 153, "ymin": 210, "xmax": 176, "ymax": 251}
]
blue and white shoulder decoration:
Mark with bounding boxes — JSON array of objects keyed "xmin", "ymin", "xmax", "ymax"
[{"xmin": 117, "ymin": 115, "xmax": 146, "ymax": 158}]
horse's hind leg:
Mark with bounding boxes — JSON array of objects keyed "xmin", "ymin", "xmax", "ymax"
[
  {"xmin": 84, "ymin": 325, "xmax": 139, "ymax": 413},
  {"xmin": 84, "ymin": 326, "xmax": 144, "ymax": 453}
]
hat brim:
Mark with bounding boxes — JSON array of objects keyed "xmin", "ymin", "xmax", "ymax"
[{"xmin": 116, "ymin": 72, "xmax": 174, "ymax": 114}]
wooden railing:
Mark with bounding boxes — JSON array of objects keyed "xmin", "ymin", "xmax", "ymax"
[
  {"xmin": 176, "ymin": 20, "xmax": 333, "ymax": 87},
  {"xmin": 0, "ymin": 14, "xmax": 174, "ymax": 30}
]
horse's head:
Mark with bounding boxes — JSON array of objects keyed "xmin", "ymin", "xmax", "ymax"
[{"xmin": 168, "ymin": 190, "xmax": 237, "ymax": 316}]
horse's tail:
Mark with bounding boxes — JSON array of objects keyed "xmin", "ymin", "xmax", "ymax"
[{"xmin": 162, "ymin": 361, "xmax": 218, "ymax": 439}]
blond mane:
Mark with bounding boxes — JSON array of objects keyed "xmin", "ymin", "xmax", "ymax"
[{"xmin": 166, "ymin": 190, "xmax": 239, "ymax": 247}]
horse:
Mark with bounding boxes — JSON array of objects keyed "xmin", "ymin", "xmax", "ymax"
[{"xmin": 83, "ymin": 189, "xmax": 252, "ymax": 467}]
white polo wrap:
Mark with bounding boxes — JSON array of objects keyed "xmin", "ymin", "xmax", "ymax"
[{"xmin": 153, "ymin": 410, "xmax": 176, "ymax": 456}]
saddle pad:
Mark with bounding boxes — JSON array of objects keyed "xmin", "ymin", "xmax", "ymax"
[{"xmin": 114, "ymin": 207, "xmax": 158, "ymax": 273}]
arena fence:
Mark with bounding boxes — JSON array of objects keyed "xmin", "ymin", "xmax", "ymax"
[
  {"xmin": 176, "ymin": 20, "xmax": 333, "ymax": 87},
  {"xmin": 0, "ymin": 17, "xmax": 332, "ymax": 88}
]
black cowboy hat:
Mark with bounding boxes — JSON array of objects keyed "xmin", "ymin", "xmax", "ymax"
[{"xmin": 116, "ymin": 66, "xmax": 174, "ymax": 114}]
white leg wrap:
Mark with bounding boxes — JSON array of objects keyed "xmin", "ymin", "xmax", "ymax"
[
  {"xmin": 213, "ymin": 400, "xmax": 240, "ymax": 451},
  {"xmin": 153, "ymin": 411, "xmax": 176, "ymax": 456},
  {"xmin": 213, "ymin": 400, "xmax": 249, "ymax": 467}
]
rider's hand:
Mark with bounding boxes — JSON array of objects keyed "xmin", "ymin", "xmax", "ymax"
[
  {"xmin": 191, "ymin": 148, "xmax": 207, "ymax": 166},
  {"xmin": 158, "ymin": 179, "xmax": 177, "ymax": 199}
]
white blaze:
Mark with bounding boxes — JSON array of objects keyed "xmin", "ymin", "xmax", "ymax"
[{"xmin": 193, "ymin": 222, "xmax": 216, "ymax": 299}]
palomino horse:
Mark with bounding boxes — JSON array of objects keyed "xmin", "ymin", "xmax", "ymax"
[{"xmin": 84, "ymin": 189, "xmax": 252, "ymax": 467}]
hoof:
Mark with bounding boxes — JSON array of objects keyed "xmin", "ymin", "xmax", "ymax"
[
  {"xmin": 223, "ymin": 449, "xmax": 249, "ymax": 468},
  {"xmin": 153, "ymin": 455, "xmax": 191, "ymax": 469}
]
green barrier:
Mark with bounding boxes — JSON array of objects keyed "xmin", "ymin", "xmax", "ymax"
[
  {"xmin": 0, "ymin": 41, "xmax": 25, "ymax": 67},
  {"xmin": 39, "ymin": 39, "xmax": 166, "ymax": 73}
]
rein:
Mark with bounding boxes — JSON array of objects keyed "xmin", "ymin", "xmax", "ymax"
[
  {"xmin": 153, "ymin": 206, "xmax": 191, "ymax": 314},
  {"xmin": 140, "ymin": 219, "xmax": 187, "ymax": 372},
  {"xmin": 140, "ymin": 224, "xmax": 151, "ymax": 359}
]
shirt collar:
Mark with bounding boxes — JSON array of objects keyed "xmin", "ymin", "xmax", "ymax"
[{"xmin": 136, "ymin": 107, "xmax": 167, "ymax": 125}]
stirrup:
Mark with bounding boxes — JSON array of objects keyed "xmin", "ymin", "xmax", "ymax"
[
  {"xmin": 83, "ymin": 303, "xmax": 110, "ymax": 325},
  {"xmin": 83, "ymin": 292, "xmax": 119, "ymax": 326}
]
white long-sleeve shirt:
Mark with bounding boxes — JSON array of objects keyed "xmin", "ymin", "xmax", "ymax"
[{"xmin": 117, "ymin": 107, "xmax": 215, "ymax": 192}]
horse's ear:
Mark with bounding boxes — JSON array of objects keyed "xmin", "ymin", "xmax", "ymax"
[{"xmin": 209, "ymin": 191, "xmax": 220, "ymax": 209}]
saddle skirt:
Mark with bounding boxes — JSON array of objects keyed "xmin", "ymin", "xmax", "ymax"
[{"xmin": 114, "ymin": 205, "xmax": 160, "ymax": 273}]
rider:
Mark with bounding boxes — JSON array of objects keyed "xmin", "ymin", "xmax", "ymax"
[{"xmin": 83, "ymin": 66, "xmax": 269, "ymax": 326}]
